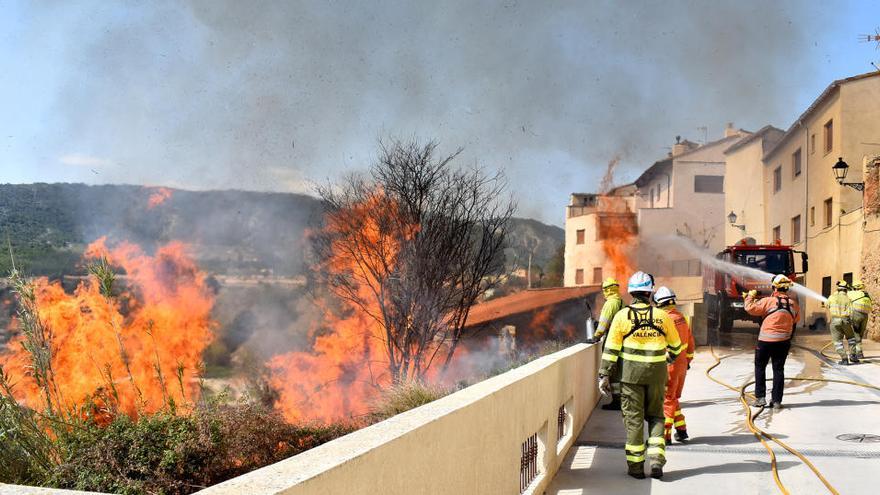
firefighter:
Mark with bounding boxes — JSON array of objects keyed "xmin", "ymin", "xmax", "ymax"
[
  {"xmin": 848, "ymin": 280, "xmax": 872, "ymax": 359},
  {"xmin": 653, "ymin": 286, "xmax": 694, "ymax": 444},
  {"xmin": 744, "ymin": 274, "xmax": 800, "ymax": 410},
  {"xmin": 828, "ymin": 280, "xmax": 859, "ymax": 365},
  {"xmin": 598, "ymin": 271, "xmax": 682, "ymax": 479},
  {"xmin": 589, "ymin": 277, "xmax": 625, "ymax": 410}
]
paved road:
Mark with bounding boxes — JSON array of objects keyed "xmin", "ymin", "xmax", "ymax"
[{"xmin": 547, "ymin": 331, "xmax": 880, "ymax": 495}]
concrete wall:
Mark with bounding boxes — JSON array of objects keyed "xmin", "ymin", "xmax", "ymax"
[{"xmin": 200, "ymin": 344, "xmax": 602, "ymax": 495}]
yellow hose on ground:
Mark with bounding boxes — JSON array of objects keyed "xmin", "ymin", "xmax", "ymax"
[{"xmin": 706, "ymin": 345, "xmax": 880, "ymax": 494}]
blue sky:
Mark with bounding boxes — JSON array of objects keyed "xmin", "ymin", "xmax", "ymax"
[{"xmin": 1, "ymin": 1, "xmax": 878, "ymax": 224}]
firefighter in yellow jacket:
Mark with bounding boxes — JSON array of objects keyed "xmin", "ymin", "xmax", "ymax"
[
  {"xmin": 598, "ymin": 271, "xmax": 682, "ymax": 480},
  {"xmin": 589, "ymin": 277, "xmax": 625, "ymax": 410},
  {"xmin": 848, "ymin": 281, "xmax": 873, "ymax": 359}
]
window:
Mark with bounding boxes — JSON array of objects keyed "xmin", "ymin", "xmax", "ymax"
[
  {"xmin": 791, "ymin": 215, "xmax": 801, "ymax": 244},
  {"xmin": 576, "ymin": 229, "xmax": 585, "ymax": 245},
  {"xmin": 694, "ymin": 175, "xmax": 724, "ymax": 193},
  {"xmin": 844, "ymin": 272, "xmax": 853, "ymax": 287},
  {"xmin": 810, "ymin": 206, "xmax": 815, "ymax": 226},
  {"xmin": 772, "ymin": 225, "xmax": 781, "ymax": 242},
  {"xmin": 735, "ymin": 250, "xmax": 793, "ymax": 273},
  {"xmin": 773, "ymin": 166, "xmax": 782, "ymax": 193},
  {"xmin": 810, "ymin": 133, "xmax": 816, "ymax": 154},
  {"xmin": 822, "ymin": 276, "xmax": 832, "ymax": 298},
  {"xmin": 824, "ymin": 119, "xmax": 833, "ymax": 153},
  {"xmin": 649, "ymin": 188, "xmax": 654, "ymax": 206},
  {"xmin": 592, "ymin": 267, "xmax": 603, "ymax": 284},
  {"xmin": 792, "ymin": 149, "xmax": 802, "ymax": 178},
  {"xmin": 824, "ymin": 197, "xmax": 833, "ymax": 227},
  {"xmin": 575, "ymin": 269, "xmax": 584, "ymax": 285}
]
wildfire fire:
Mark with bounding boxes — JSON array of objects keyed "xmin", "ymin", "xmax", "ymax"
[
  {"xmin": 596, "ymin": 157, "xmax": 637, "ymax": 281},
  {"xmin": 147, "ymin": 187, "xmax": 173, "ymax": 209},
  {"xmin": 267, "ymin": 194, "xmax": 398, "ymax": 423},
  {"xmin": 0, "ymin": 237, "xmax": 215, "ymax": 419}
]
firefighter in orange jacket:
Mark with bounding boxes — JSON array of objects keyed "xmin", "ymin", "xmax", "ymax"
[
  {"xmin": 653, "ymin": 286, "xmax": 695, "ymax": 443},
  {"xmin": 744, "ymin": 274, "xmax": 800, "ymax": 410}
]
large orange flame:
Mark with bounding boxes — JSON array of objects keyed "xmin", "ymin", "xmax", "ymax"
[
  {"xmin": 597, "ymin": 196, "xmax": 637, "ymax": 281},
  {"xmin": 267, "ymin": 193, "xmax": 398, "ymax": 423},
  {"xmin": 0, "ymin": 237, "xmax": 215, "ymax": 419}
]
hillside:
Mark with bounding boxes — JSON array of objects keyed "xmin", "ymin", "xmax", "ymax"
[{"xmin": 0, "ymin": 183, "xmax": 563, "ymax": 277}]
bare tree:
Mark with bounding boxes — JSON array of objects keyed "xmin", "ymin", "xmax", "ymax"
[{"xmin": 313, "ymin": 139, "xmax": 514, "ymax": 383}]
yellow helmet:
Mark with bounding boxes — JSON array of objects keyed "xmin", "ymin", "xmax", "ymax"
[
  {"xmin": 852, "ymin": 280, "xmax": 865, "ymax": 290},
  {"xmin": 836, "ymin": 280, "xmax": 849, "ymax": 290},
  {"xmin": 601, "ymin": 277, "xmax": 619, "ymax": 290},
  {"xmin": 771, "ymin": 274, "xmax": 792, "ymax": 290}
]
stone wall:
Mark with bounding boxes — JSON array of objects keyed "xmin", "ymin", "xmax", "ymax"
[{"xmin": 861, "ymin": 157, "xmax": 880, "ymax": 340}]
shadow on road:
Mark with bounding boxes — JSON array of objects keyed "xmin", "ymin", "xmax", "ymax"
[{"xmin": 662, "ymin": 459, "xmax": 799, "ymax": 482}]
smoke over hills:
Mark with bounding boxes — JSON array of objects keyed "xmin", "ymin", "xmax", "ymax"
[{"xmin": 6, "ymin": 1, "xmax": 827, "ymax": 223}]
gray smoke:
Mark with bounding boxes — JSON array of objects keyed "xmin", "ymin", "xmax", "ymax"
[{"xmin": 32, "ymin": 0, "xmax": 825, "ymax": 224}]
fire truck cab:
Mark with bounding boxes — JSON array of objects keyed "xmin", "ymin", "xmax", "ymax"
[{"xmin": 702, "ymin": 238, "xmax": 808, "ymax": 332}]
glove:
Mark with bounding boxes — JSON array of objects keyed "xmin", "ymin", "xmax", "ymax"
[{"xmin": 598, "ymin": 375, "xmax": 612, "ymax": 397}]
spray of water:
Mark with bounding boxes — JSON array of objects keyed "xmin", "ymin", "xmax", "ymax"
[{"xmin": 652, "ymin": 235, "xmax": 827, "ymax": 304}]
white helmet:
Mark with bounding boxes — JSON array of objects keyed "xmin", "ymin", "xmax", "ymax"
[
  {"xmin": 771, "ymin": 274, "xmax": 792, "ymax": 290},
  {"xmin": 653, "ymin": 286, "xmax": 676, "ymax": 306},
  {"xmin": 628, "ymin": 271, "xmax": 654, "ymax": 295}
]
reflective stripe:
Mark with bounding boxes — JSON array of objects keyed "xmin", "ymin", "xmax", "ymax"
[
  {"xmin": 647, "ymin": 437, "xmax": 665, "ymax": 445},
  {"xmin": 621, "ymin": 346, "xmax": 666, "ymax": 356},
  {"xmin": 626, "ymin": 454, "xmax": 646, "ymax": 462},
  {"xmin": 620, "ymin": 352, "xmax": 667, "ymax": 363},
  {"xmin": 674, "ymin": 420, "xmax": 686, "ymax": 427},
  {"xmin": 664, "ymin": 417, "xmax": 673, "ymax": 424},
  {"xmin": 686, "ymin": 353, "xmax": 695, "ymax": 359},
  {"xmin": 601, "ymin": 353, "xmax": 619, "ymax": 362},
  {"xmin": 647, "ymin": 447, "xmax": 666, "ymax": 456},
  {"xmin": 674, "ymin": 410, "xmax": 682, "ymax": 415},
  {"xmin": 625, "ymin": 443, "xmax": 646, "ymax": 452},
  {"xmin": 621, "ymin": 340, "xmax": 667, "ymax": 351}
]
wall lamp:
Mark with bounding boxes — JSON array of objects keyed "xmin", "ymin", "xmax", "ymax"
[
  {"xmin": 832, "ymin": 157, "xmax": 864, "ymax": 191},
  {"xmin": 727, "ymin": 211, "xmax": 746, "ymax": 232}
]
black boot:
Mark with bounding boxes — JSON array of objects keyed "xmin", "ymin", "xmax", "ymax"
[
  {"xmin": 674, "ymin": 429, "xmax": 689, "ymax": 442},
  {"xmin": 838, "ymin": 358, "xmax": 849, "ymax": 366},
  {"xmin": 650, "ymin": 464, "xmax": 664, "ymax": 479},
  {"xmin": 627, "ymin": 463, "xmax": 645, "ymax": 479},
  {"xmin": 601, "ymin": 394, "xmax": 622, "ymax": 410},
  {"xmin": 850, "ymin": 355, "xmax": 860, "ymax": 364}
]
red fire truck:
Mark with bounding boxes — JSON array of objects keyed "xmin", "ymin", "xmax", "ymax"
[{"xmin": 702, "ymin": 239, "xmax": 808, "ymax": 332}]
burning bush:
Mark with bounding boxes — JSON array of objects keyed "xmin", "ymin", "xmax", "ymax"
[{"xmin": 268, "ymin": 139, "xmax": 514, "ymax": 422}]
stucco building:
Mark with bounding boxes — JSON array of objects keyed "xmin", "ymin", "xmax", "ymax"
[
  {"xmin": 565, "ymin": 127, "xmax": 749, "ymax": 303},
  {"xmin": 724, "ymin": 71, "xmax": 880, "ymax": 324}
]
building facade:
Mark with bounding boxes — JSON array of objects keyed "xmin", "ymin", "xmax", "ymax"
[{"xmin": 724, "ymin": 71, "xmax": 880, "ymax": 324}]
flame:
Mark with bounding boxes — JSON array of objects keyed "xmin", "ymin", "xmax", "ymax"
[
  {"xmin": 147, "ymin": 187, "xmax": 173, "ymax": 209},
  {"xmin": 267, "ymin": 190, "xmax": 459, "ymax": 423},
  {"xmin": 0, "ymin": 237, "xmax": 215, "ymax": 419}
]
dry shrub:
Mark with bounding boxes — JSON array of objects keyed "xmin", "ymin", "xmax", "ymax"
[
  {"xmin": 367, "ymin": 381, "xmax": 450, "ymax": 423},
  {"xmin": 48, "ymin": 398, "xmax": 356, "ymax": 495}
]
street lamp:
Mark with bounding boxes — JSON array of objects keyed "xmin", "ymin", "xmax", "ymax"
[
  {"xmin": 727, "ymin": 211, "xmax": 746, "ymax": 232},
  {"xmin": 832, "ymin": 157, "xmax": 864, "ymax": 191}
]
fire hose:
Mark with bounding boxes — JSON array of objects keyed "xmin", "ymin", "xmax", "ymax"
[{"xmin": 705, "ymin": 345, "xmax": 880, "ymax": 495}]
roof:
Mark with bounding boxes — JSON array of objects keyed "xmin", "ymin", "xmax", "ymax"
[
  {"xmin": 764, "ymin": 71, "xmax": 880, "ymax": 160},
  {"xmin": 723, "ymin": 125, "xmax": 785, "ymax": 155},
  {"xmin": 465, "ymin": 286, "xmax": 597, "ymax": 328},
  {"xmin": 634, "ymin": 158, "xmax": 672, "ymax": 188},
  {"xmin": 671, "ymin": 132, "xmax": 750, "ymax": 161}
]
